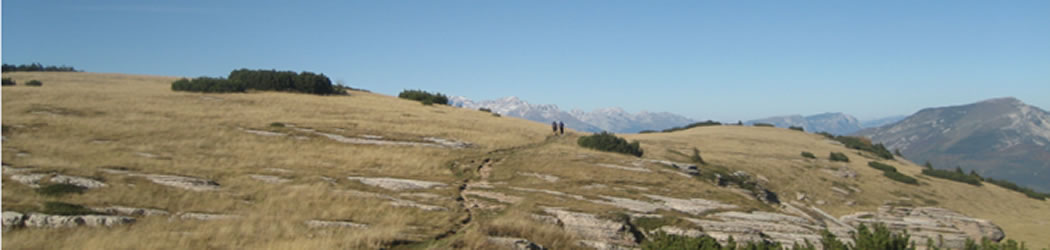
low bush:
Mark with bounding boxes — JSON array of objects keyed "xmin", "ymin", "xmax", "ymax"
[
  {"xmin": 25, "ymin": 80, "xmax": 42, "ymax": 86},
  {"xmin": 868, "ymin": 161, "xmax": 919, "ymax": 185},
  {"xmin": 36, "ymin": 183, "xmax": 87, "ymax": 196},
  {"xmin": 578, "ymin": 132, "xmax": 643, "ymax": 157},
  {"xmin": 399, "ymin": 89, "xmax": 449, "ymax": 105},
  {"xmin": 829, "ymin": 152, "xmax": 850, "ymax": 162},
  {"xmin": 921, "ymin": 167, "xmax": 982, "ymax": 186},
  {"xmin": 985, "ymin": 178, "xmax": 1050, "ymax": 200},
  {"xmin": 479, "ymin": 107, "xmax": 492, "ymax": 113},
  {"xmin": 638, "ymin": 130, "xmax": 657, "ymax": 134},
  {"xmin": 270, "ymin": 122, "xmax": 285, "ymax": 127},
  {"xmin": 2, "ymin": 78, "xmax": 14, "ymax": 86},
  {"xmin": 690, "ymin": 148, "xmax": 706, "ymax": 165},
  {"xmin": 801, "ymin": 151, "xmax": 816, "ymax": 159},
  {"xmin": 2, "ymin": 63, "xmax": 78, "ymax": 72},
  {"xmin": 789, "ymin": 126, "xmax": 805, "ymax": 132},
  {"xmin": 753, "ymin": 123, "xmax": 775, "ymax": 127},
  {"xmin": 831, "ymin": 135, "xmax": 894, "ymax": 160},
  {"xmin": 42, "ymin": 202, "xmax": 98, "ymax": 215}
]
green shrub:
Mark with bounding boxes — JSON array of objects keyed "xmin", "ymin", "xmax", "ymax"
[
  {"xmin": 639, "ymin": 130, "xmax": 657, "ymax": 134},
  {"xmin": 36, "ymin": 183, "xmax": 87, "ymax": 197},
  {"xmin": 921, "ymin": 167, "xmax": 982, "ymax": 186},
  {"xmin": 641, "ymin": 231, "xmax": 721, "ymax": 250},
  {"xmin": 42, "ymin": 202, "xmax": 98, "ymax": 215},
  {"xmin": 398, "ymin": 89, "xmax": 449, "ymax": 105},
  {"xmin": 753, "ymin": 123, "xmax": 775, "ymax": 127},
  {"xmin": 25, "ymin": 80, "xmax": 43, "ymax": 86},
  {"xmin": 789, "ymin": 126, "xmax": 805, "ymax": 132},
  {"xmin": 830, "ymin": 136, "xmax": 894, "ymax": 160},
  {"xmin": 690, "ymin": 148, "xmax": 706, "ymax": 165},
  {"xmin": 2, "ymin": 78, "xmax": 14, "ymax": 86},
  {"xmin": 479, "ymin": 107, "xmax": 492, "ymax": 113},
  {"xmin": 868, "ymin": 161, "xmax": 918, "ymax": 185},
  {"xmin": 801, "ymin": 151, "xmax": 816, "ymax": 159},
  {"xmin": 577, "ymin": 132, "xmax": 643, "ymax": 157},
  {"xmin": 829, "ymin": 152, "xmax": 850, "ymax": 162},
  {"xmin": 269, "ymin": 122, "xmax": 285, "ymax": 127},
  {"xmin": 986, "ymin": 178, "xmax": 1049, "ymax": 200},
  {"xmin": 172, "ymin": 69, "xmax": 338, "ymax": 95}
]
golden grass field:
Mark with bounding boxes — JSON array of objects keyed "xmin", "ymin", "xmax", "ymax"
[{"xmin": 2, "ymin": 72, "xmax": 1048, "ymax": 249}]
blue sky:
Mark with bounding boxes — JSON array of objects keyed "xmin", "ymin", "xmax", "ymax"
[{"xmin": 4, "ymin": 0, "xmax": 1048, "ymax": 122}]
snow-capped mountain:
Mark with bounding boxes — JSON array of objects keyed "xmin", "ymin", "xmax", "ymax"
[
  {"xmin": 450, "ymin": 96, "xmax": 694, "ymax": 133},
  {"xmin": 746, "ymin": 113, "xmax": 863, "ymax": 135}
]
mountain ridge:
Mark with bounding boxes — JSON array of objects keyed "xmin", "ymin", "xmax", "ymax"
[{"xmin": 450, "ymin": 96, "xmax": 695, "ymax": 133}]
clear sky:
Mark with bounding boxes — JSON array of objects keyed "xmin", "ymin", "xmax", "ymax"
[{"xmin": 3, "ymin": 0, "xmax": 1048, "ymax": 122}]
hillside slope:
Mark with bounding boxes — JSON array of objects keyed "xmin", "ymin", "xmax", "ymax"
[
  {"xmin": 855, "ymin": 97, "xmax": 1050, "ymax": 192},
  {"xmin": 2, "ymin": 73, "xmax": 1048, "ymax": 249}
]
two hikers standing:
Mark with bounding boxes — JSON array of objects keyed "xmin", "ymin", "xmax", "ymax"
[{"xmin": 552, "ymin": 121, "xmax": 564, "ymax": 135}]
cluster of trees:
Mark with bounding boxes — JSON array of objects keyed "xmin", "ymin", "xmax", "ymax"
[
  {"xmin": 921, "ymin": 166, "xmax": 983, "ymax": 186},
  {"xmin": 2, "ymin": 78, "xmax": 15, "ymax": 86},
  {"xmin": 642, "ymin": 224, "xmax": 917, "ymax": 250},
  {"xmin": 830, "ymin": 152, "xmax": 850, "ymax": 162},
  {"xmin": 2, "ymin": 63, "xmax": 79, "ymax": 72},
  {"xmin": 753, "ymin": 123, "xmax": 776, "ymax": 127},
  {"xmin": 868, "ymin": 161, "xmax": 919, "ymax": 185},
  {"xmin": 819, "ymin": 133, "xmax": 894, "ymax": 160},
  {"xmin": 398, "ymin": 89, "xmax": 449, "ymax": 105},
  {"xmin": 171, "ymin": 69, "xmax": 339, "ymax": 95},
  {"xmin": 789, "ymin": 126, "xmax": 805, "ymax": 132},
  {"xmin": 642, "ymin": 120, "xmax": 722, "ymax": 133},
  {"xmin": 985, "ymin": 178, "xmax": 1050, "ymax": 201},
  {"xmin": 577, "ymin": 132, "xmax": 643, "ymax": 157}
]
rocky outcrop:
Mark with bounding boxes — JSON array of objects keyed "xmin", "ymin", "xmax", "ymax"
[
  {"xmin": 642, "ymin": 194, "xmax": 738, "ymax": 216},
  {"xmin": 685, "ymin": 211, "xmax": 820, "ymax": 246},
  {"xmin": 50, "ymin": 175, "xmax": 107, "ymax": 189},
  {"xmin": 7, "ymin": 213, "xmax": 135, "ymax": 228},
  {"xmin": 840, "ymin": 206, "xmax": 1005, "ymax": 249},
  {"xmin": 518, "ymin": 172, "xmax": 560, "ymax": 182},
  {"xmin": 487, "ymin": 236, "xmax": 547, "ymax": 250},
  {"xmin": 595, "ymin": 163, "xmax": 651, "ymax": 173},
  {"xmin": 9, "ymin": 173, "xmax": 48, "ymax": 187},
  {"xmin": 346, "ymin": 176, "xmax": 446, "ymax": 191},
  {"xmin": 174, "ymin": 212, "xmax": 240, "ymax": 221},
  {"xmin": 540, "ymin": 207, "xmax": 638, "ymax": 249},
  {"xmin": 92, "ymin": 206, "xmax": 170, "ymax": 217},
  {"xmin": 304, "ymin": 219, "xmax": 368, "ymax": 229},
  {"xmin": 132, "ymin": 174, "xmax": 220, "ymax": 191},
  {"xmin": 249, "ymin": 174, "xmax": 291, "ymax": 184}
]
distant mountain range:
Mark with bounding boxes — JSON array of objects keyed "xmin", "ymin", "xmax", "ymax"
[
  {"xmin": 449, "ymin": 96, "xmax": 694, "ymax": 133},
  {"xmin": 746, "ymin": 113, "xmax": 905, "ymax": 135},
  {"xmin": 854, "ymin": 97, "xmax": 1050, "ymax": 192}
]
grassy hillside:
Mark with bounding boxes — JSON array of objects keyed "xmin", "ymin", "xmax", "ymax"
[{"xmin": 3, "ymin": 72, "xmax": 1048, "ymax": 249}]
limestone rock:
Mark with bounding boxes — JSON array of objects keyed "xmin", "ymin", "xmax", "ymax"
[
  {"xmin": 249, "ymin": 174, "xmax": 291, "ymax": 184},
  {"xmin": 3, "ymin": 211, "xmax": 26, "ymax": 231},
  {"xmin": 92, "ymin": 206, "xmax": 170, "ymax": 216},
  {"xmin": 840, "ymin": 205, "xmax": 1005, "ymax": 249},
  {"xmin": 9, "ymin": 173, "xmax": 48, "ymax": 187},
  {"xmin": 133, "ymin": 174, "xmax": 220, "ymax": 191},
  {"xmin": 541, "ymin": 207, "xmax": 637, "ymax": 249},
  {"xmin": 488, "ymin": 236, "xmax": 547, "ymax": 250},
  {"xmin": 23, "ymin": 213, "xmax": 134, "ymax": 228},
  {"xmin": 50, "ymin": 174, "xmax": 107, "ymax": 189},
  {"xmin": 175, "ymin": 212, "xmax": 240, "ymax": 221},
  {"xmin": 304, "ymin": 219, "xmax": 368, "ymax": 229},
  {"xmin": 346, "ymin": 176, "xmax": 446, "ymax": 191}
]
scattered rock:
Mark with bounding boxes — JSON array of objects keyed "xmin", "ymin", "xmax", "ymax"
[
  {"xmin": 3, "ymin": 211, "xmax": 26, "ymax": 231},
  {"xmin": 646, "ymin": 159, "xmax": 699, "ymax": 176},
  {"xmin": 92, "ymin": 206, "xmax": 169, "ymax": 217},
  {"xmin": 263, "ymin": 168, "xmax": 293, "ymax": 173},
  {"xmin": 595, "ymin": 195, "xmax": 664, "ymax": 213},
  {"xmin": 21, "ymin": 213, "xmax": 134, "ymax": 228},
  {"xmin": 423, "ymin": 137, "xmax": 473, "ymax": 148},
  {"xmin": 174, "ymin": 212, "xmax": 240, "ymax": 221},
  {"xmin": 822, "ymin": 167, "xmax": 857, "ymax": 179},
  {"xmin": 50, "ymin": 174, "xmax": 107, "ymax": 189},
  {"xmin": 816, "ymin": 200, "xmax": 826, "ymax": 205},
  {"xmin": 2, "ymin": 165, "xmax": 33, "ymax": 175},
  {"xmin": 658, "ymin": 226, "xmax": 707, "ymax": 238},
  {"xmin": 518, "ymin": 172, "xmax": 560, "ymax": 182},
  {"xmin": 685, "ymin": 211, "xmax": 820, "ymax": 247},
  {"xmin": 341, "ymin": 189, "xmax": 447, "ymax": 211},
  {"xmin": 796, "ymin": 192, "xmax": 807, "ymax": 201},
  {"xmin": 488, "ymin": 236, "xmax": 547, "ymax": 250},
  {"xmin": 305, "ymin": 219, "xmax": 368, "ymax": 229},
  {"xmin": 831, "ymin": 186, "xmax": 851, "ymax": 196},
  {"xmin": 249, "ymin": 174, "xmax": 291, "ymax": 184},
  {"xmin": 346, "ymin": 176, "xmax": 446, "ymax": 191},
  {"xmin": 643, "ymin": 194, "xmax": 738, "ymax": 216},
  {"xmin": 132, "ymin": 174, "xmax": 220, "ymax": 191}
]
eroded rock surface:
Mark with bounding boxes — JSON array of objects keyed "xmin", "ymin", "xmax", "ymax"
[
  {"xmin": 487, "ymin": 236, "xmax": 547, "ymax": 250},
  {"xmin": 305, "ymin": 219, "xmax": 368, "ymax": 229},
  {"xmin": 133, "ymin": 174, "xmax": 220, "ymax": 191},
  {"xmin": 174, "ymin": 212, "xmax": 240, "ymax": 221},
  {"xmin": 840, "ymin": 206, "xmax": 1005, "ymax": 249},
  {"xmin": 540, "ymin": 207, "xmax": 638, "ymax": 249},
  {"xmin": 249, "ymin": 174, "xmax": 291, "ymax": 184},
  {"xmin": 51, "ymin": 175, "xmax": 107, "ymax": 189},
  {"xmin": 92, "ymin": 206, "xmax": 170, "ymax": 217},
  {"xmin": 16, "ymin": 213, "xmax": 135, "ymax": 228},
  {"xmin": 346, "ymin": 176, "xmax": 446, "ymax": 191}
]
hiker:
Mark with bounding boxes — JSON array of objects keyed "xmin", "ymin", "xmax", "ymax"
[
  {"xmin": 559, "ymin": 121, "xmax": 565, "ymax": 135},
  {"xmin": 552, "ymin": 121, "xmax": 558, "ymax": 135}
]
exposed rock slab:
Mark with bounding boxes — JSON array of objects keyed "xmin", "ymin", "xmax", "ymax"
[
  {"xmin": 346, "ymin": 176, "xmax": 446, "ymax": 191},
  {"xmin": 464, "ymin": 190, "xmax": 523, "ymax": 204},
  {"xmin": 840, "ymin": 206, "xmax": 1005, "ymax": 249},
  {"xmin": 595, "ymin": 163, "xmax": 651, "ymax": 173},
  {"xmin": 9, "ymin": 173, "xmax": 48, "ymax": 187},
  {"xmin": 133, "ymin": 174, "xmax": 220, "ymax": 191},
  {"xmin": 239, "ymin": 128, "xmax": 286, "ymax": 137},
  {"xmin": 518, "ymin": 172, "xmax": 560, "ymax": 182},
  {"xmin": 305, "ymin": 219, "xmax": 368, "ymax": 229},
  {"xmin": 92, "ymin": 206, "xmax": 170, "ymax": 217},
  {"xmin": 50, "ymin": 174, "xmax": 107, "ymax": 189},
  {"xmin": 488, "ymin": 236, "xmax": 547, "ymax": 250},
  {"xmin": 18, "ymin": 213, "xmax": 135, "ymax": 228},
  {"xmin": 174, "ymin": 212, "xmax": 240, "ymax": 221},
  {"xmin": 249, "ymin": 174, "xmax": 291, "ymax": 184},
  {"xmin": 643, "ymin": 194, "xmax": 738, "ymax": 216},
  {"xmin": 541, "ymin": 207, "xmax": 637, "ymax": 249}
]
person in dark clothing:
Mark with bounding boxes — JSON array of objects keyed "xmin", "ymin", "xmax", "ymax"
[
  {"xmin": 552, "ymin": 121, "xmax": 558, "ymax": 135},
  {"xmin": 559, "ymin": 121, "xmax": 565, "ymax": 135}
]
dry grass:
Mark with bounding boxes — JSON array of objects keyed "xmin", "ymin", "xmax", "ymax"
[{"xmin": 3, "ymin": 72, "xmax": 1048, "ymax": 249}]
